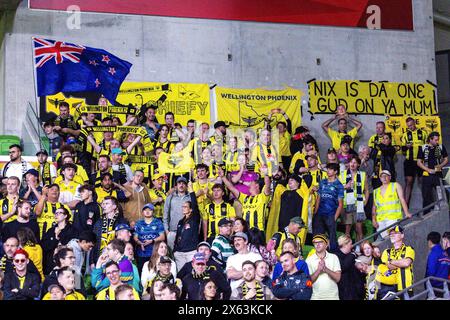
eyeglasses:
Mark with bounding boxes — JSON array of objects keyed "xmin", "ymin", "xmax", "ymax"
[
  {"xmin": 14, "ymin": 259, "xmax": 26, "ymax": 263},
  {"xmin": 312, "ymin": 241, "xmax": 325, "ymax": 245},
  {"xmin": 106, "ymin": 270, "xmax": 119, "ymax": 276},
  {"xmin": 54, "ymin": 211, "xmax": 64, "ymax": 215}
]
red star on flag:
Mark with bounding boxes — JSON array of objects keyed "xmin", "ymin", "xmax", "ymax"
[
  {"xmin": 102, "ymin": 55, "xmax": 110, "ymax": 64},
  {"xmin": 89, "ymin": 60, "xmax": 98, "ymax": 66},
  {"xmin": 108, "ymin": 67, "xmax": 116, "ymax": 76},
  {"xmin": 95, "ymin": 78, "xmax": 101, "ymax": 87}
]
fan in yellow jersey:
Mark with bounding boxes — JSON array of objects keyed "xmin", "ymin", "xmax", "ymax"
[
  {"xmin": 202, "ymin": 183, "xmax": 236, "ymax": 243},
  {"xmin": 42, "ymin": 266, "xmax": 85, "ymax": 300},
  {"xmin": 268, "ymin": 108, "xmax": 293, "ymax": 171},
  {"xmin": 56, "ymin": 163, "xmax": 82, "ymax": 211},
  {"xmin": 0, "ymin": 176, "xmax": 20, "ymax": 223},
  {"xmin": 121, "ymin": 133, "xmax": 146, "ymax": 156},
  {"xmin": 378, "ymin": 225, "xmax": 414, "ymax": 299},
  {"xmin": 35, "ymin": 149, "xmax": 57, "ymax": 187},
  {"xmin": 188, "ymin": 122, "xmax": 212, "ymax": 165},
  {"xmin": 96, "ymin": 261, "xmax": 140, "ymax": 300},
  {"xmin": 251, "ymin": 128, "xmax": 282, "ymax": 177},
  {"xmin": 209, "ymin": 121, "xmax": 228, "ymax": 155},
  {"xmin": 321, "ymin": 108, "xmax": 362, "ymax": 151},
  {"xmin": 220, "ymin": 166, "xmax": 271, "ymax": 234},
  {"xmin": 400, "ymin": 117, "xmax": 428, "ymax": 205},
  {"xmin": 195, "ymin": 146, "xmax": 222, "ymax": 182},
  {"xmin": 224, "ymin": 137, "xmax": 240, "ymax": 172},
  {"xmin": 153, "ymin": 124, "xmax": 175, "ymax": 153},
  {"xmin": 193, "ymin": 164, "xmax": 215, "ymax": 224},
  {"xmin": 90, "ymin": 154, "xmax": 114, "ymax": 188},
  {"xmin": 148, "ymin": 172, "xmax": 167, "ymax": 219},
  {"xmin": 34, "ymin": 184, "xmax": 71, "ymax": 239},
  {"xmin": 289, "ymin": 138, "xmax": 320, "ymax": 174},
  {"xmin": 95, "ymin": 172, "xmax": 131, "ymax": 205},
  {"xmin": 53, "ymin": 155, "xmax": 89, "ymax": 185}
]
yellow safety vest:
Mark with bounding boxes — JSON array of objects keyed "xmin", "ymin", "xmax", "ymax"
[{"xmin": 373, "ymin": 182, "xmax": 402, "ymax": 221}]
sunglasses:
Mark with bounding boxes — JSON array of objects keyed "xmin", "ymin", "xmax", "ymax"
[{"xmin": 14, "ymin": 259, "xmax": 26, "ymax": 263}]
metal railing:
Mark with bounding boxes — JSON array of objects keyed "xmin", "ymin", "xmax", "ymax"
[
  {"xmin": 382, "ymin": 276, "xmax": 450, "ymax": 300},
  {"xmin": 353, "ymin": 181, "xmax": 448, "ymax": 247}
]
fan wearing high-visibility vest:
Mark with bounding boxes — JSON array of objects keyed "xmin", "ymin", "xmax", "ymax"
[
  {"xmin": 338, "ymin": 156, "xmax": 369, "ymax": 242},
  {"xmin": 372, "ymin": 170, "xmax": 412, "ymax": 239},
  {"xmin": 378, "ymin": 225, "xmax": 415, "ymax": 299}
]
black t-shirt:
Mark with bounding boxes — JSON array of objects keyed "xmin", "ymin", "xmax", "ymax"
[
  {"xmin": 73, "ymin": 201, "xmax": 101, "ymax": 233},
  {"xmin": 417, "ymin": 144, "xmax": 448, "ymax": 171},
  {"xmin": 1, "ymin": 219, "xmax": 40, "ymax": 242}
]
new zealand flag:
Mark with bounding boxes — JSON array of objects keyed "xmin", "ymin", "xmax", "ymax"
[{"xmin": 33, "ymin": 37, "xmax": 132, "ymax": 104}]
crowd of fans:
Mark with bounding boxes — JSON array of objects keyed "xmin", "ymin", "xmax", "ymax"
[{"xmin": 0, "ymin": 100, "xmax": 448, "ymax": 300}]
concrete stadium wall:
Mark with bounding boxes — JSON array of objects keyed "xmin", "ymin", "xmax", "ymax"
[
  {"xmin": 1, "ymin": 0, "xmax": 436, "ymax": 145},
  {"xmin": 1, "ymin": 0, "xmax": 437, "ymax": 211}
]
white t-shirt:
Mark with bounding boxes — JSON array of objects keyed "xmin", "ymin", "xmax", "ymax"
[
  {"xmin": 226, "ymin": 251, "xmax": 262, "ymax": 291},
  {"xmin": 2, "ymin": 161, "xmax": 34, "ymax": 184},
  {"xmin": 306, "ymin": 251, "xmax": 341, "ymax": 300}
]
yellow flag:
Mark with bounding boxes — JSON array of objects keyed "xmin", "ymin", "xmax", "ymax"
[{"xmin": 158, "ymin": 147, "xmax": 194, "ymax": 174}]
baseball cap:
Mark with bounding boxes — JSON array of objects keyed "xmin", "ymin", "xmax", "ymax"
[
  {"xmin": 231, "ymin": 232, "xmax": 248, "ymax": 242},
  {"xmin": 114, "ymin": 224, "xmax": 132, "ymax": 232},
  {"xmin": 176, "ymin": 176, "xmax": 188, "ymax": 184},
  {"xmin": 159, "ymin": 256, "xmax": 172, "ymax": 264},
  {"xmin": 111, "ymin": 148, "xmax": 126, "ymax": 155},
  {"xmin": 197, "ymin": 241, "xmax": 211, "ymax": 249},
  {"xmin": 192, "ymin": 252, "xmax": 206, "ymax": 264},
  {"xmin": 142, "ymin": 203, "xmax": 155, "ymax": 211},
  {"xmin": 388, "ymin": 225, "xmax": 404, "ymax": 234},
  {"xmin": 312, "ymin": 234, "xmax": 329, "ymax": 244},
  {"xmin": 36, "ymin": 149, "xmax": 48, "ymax": 156},
  {"xmin": 380, "ymin": 170, "xmax": 391, "ymax": 176},
  {"xmin": 290, "ymin": 216, "xmax": 305, "ymax": 228},
  {"xmin": 218, "ymin": 218, "xmax": 232, "ymax": 227},
  {"xmin": 214, "ymin": 121, "xmax": 229, "ymax": 129},
  {"xmin": 24, "ymin": 168, "xmax": 39, "ymax": 178},
  {"xmin": 152, "ymin": 172, "xmax": 164, "ymax": 180},
  {"xmin": 48, "ymin": 283, "xmax": 65, "ymax": 293}
]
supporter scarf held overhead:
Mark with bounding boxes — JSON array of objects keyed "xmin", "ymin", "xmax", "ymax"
[{"xmin": 33, "ymin": 38, "xmax": 132, "ymax": 104}]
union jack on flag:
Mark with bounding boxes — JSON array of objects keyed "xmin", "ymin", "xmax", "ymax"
[{"xmin": 33, "ymin": 37, "xmax": 132, "ymax": 104}]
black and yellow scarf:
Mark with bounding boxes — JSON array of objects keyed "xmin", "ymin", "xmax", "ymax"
[
  {"xmin": 41, "ymin": 162, "xmax": 52, "ymax": 186},
  {"xmin": 242, "ymin": 281, "xmax": 264, "ymax": 300}
]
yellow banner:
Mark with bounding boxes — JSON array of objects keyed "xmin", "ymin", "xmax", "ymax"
[
  {"xmin": 158, "ymin": 147, "xmax": 194, "ymax": 174},
  {"xmin": 116, "ymin": 82, "xmax": 211, "ymax": 126},
  {"xmin": 215, "ymin": 87, "xmax": 302, "ymax": 130},
  {"xmin": 43, "ymin": 82, "xmax": 211, "ymax": 126},
  {"xmin": 386, "ymin": 115, "xmax": 441, "ymax": 148},
  {"xmin": 308, "ymin": 80, "xmax": 437, "ymax": 116}
]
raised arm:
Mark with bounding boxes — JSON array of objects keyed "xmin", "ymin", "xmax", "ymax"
[
  {"xmin": 321, "ymin": 114, "xmax": 337, "ymax": 134},
  {"xmin": 348, "ymin": 115, "xmax": 362, "ymax": 132},
  {"xmin": 218, "ymin": 166, "xmax": 240, "ymax": 199}
]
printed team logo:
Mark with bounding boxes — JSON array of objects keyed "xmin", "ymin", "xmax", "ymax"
[
  {"xmin": 425, "ymin": 119, "xmax": 438, "ymax": 132},
  {"xmin": 178, "ymin": 85, "xmax": 200, "ymax": 100}
]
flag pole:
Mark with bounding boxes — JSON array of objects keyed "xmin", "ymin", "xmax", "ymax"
[{"xmin": 30, "ymin": 36, "xmax": 43, "ymax": 151}]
